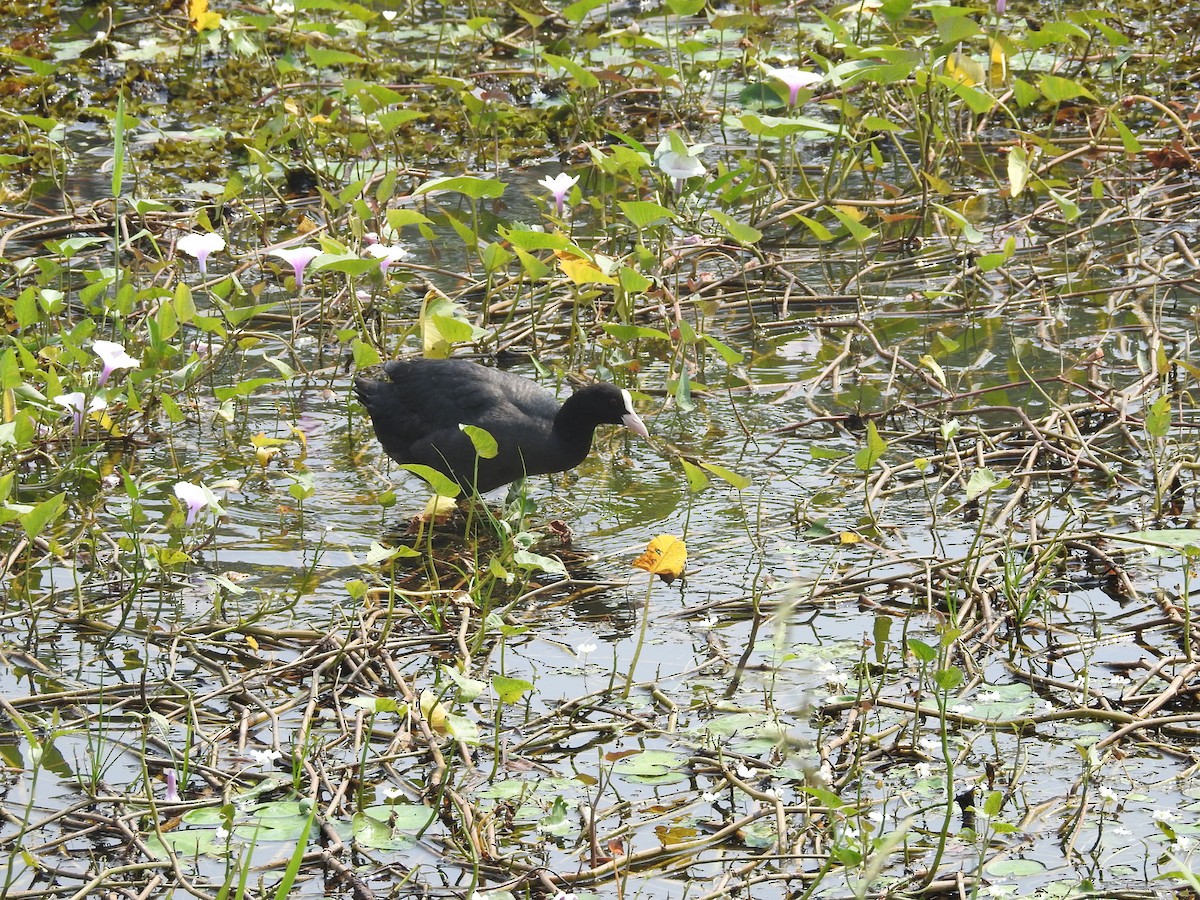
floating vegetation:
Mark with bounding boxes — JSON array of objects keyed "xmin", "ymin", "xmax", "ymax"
[{"xmin": 3, "ymin": 0, "xmax": 1200, "ymax": 898}]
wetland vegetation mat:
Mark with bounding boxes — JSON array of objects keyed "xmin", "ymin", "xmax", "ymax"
[{"xmin": 5, "ymin": 0, "xmax": 1200, "ymax": 898}]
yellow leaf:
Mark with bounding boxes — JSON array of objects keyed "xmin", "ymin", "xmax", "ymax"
[
  {"xmin": 256, "ymin": 446, "xmax": 279, "ymax": 467},
  {"xmin": 90, "ymin": 409, "xmax": 123, "ymax": 437},
  {"xmin": 945, "ymin": 49, "xmax": 984, "ymax": 87},
  {"xmin": 246, "ymin": 634, "xmax": 259, "ymax": 651},
  {"xmin": 189, "ymin": 0, "xmax": 221, "ymax": 32},
  {"xmin": 556, "ymin": 252, "xmax": 618, "ymax": 286},
  {"xmin": 632, "ymin": 535, "xmax": 687, "ymax": 583},
  {"xmin": 989, "ymin": 40, "xmax": 1007, "ymax": 89},
  {"xmin": 839, "ymin": 531, "xmax": 861, "ymax": 544},
  {"xmin": 919, "ymin": 354, "xmax": 947, "ymax": 388},
  {"xmin": 833, "ymin": 204, "xmax": 865, "ymax": 223},
  {"xmin": 420, "ymin": 689, "xmax": 450, "ymax": 735},
  {"xmin": 423, "ymin": 494, "xmax": 458, "ymax": 524}
]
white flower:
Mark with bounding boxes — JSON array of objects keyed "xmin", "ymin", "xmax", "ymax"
[
  {"xmin": 575, "ymin": 640, "xmax": 598, "ymax": 657},
  {"xmin": 54, "ymin": 391, "xmax": 105, "ymax": 434},
  {"xmin": 766, "ymin": 66, "xmax": 822, "ymax": 106},
  {"xmin": 177, "ymin": 232, "xmax": 225, "ymax": 276},
  {"xmin": 250, "ymin": 748, "xmax": 282, "ymax": 768},
  {"xmin": 914, "ymin": 762, "xmax": 933, "ymax": 779},
  {"xmin": 1152, "ymin": 808, "xmax": 1178, "ymax": 822},
  {"xmin": 92, "ymin": 340, "xmax": 138, "ymax": 387},
  {"xmin": 538, "ymin": 172, "xmax": 580, "ymax": 216},
  {"xmin": 364, "ymin": 242, "xmax": 410, "ymax": 275},
  {"xmin": 173, "ymin": 481, "xmax": 209, "ymax": 526},
  {"xmin": 270, "ymin": 246, "xmax": 321, "ymax": 289},
  {"xmin": 653, "ymin": 135, "xmax": 706, "ymax": 185}
]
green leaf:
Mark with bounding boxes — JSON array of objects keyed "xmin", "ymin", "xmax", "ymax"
[
  {"xmin": 1007, "ymin": 146, "xmax": 1032, "ymax": 197},
  {"xmin": 414, "ymin": 175, "xmax": 506, "ymax": 200},
  {"xmin": 539, "ymin": 795, "xmax": 571, "ymax": 834},
  {"xmin": 444, "ymin": 713, "xmax": 480, "ymax": 745},
  {"xmin": 1145, "ymin": 395, "xmax": 1171, "ymax": 439},
  {"xmin": 501, "ymin": 227, "xmax": 570, "ymax": 252},
  {"xmin": 620, "ymin": 200, "xmax": 676, "ymax": 228},
  {"xmin": 665, "ymin": 0, "xmax": 705, "ymax": 13},
  {"xmin": 1107, "ymin": 111, "xmax": 1142, "ymax": 153},
  {"xmin": 1118, "ymin": 530, "xmax": 1200, "ymax": 556},
  {"xmin": 965, "ymin": 466, "xmax": 1010, "ymax": 501},
  {"xmin": 1048, "ymin": 188, "xmax": 1080, "ymax": 223},
  {"xmin": 396, "ymin": 464, "xmax": 461, "ymax": 498},
  {"xmin": 937, "ymin": 75, "xmax": 996, "ymax": 114},
  {"xmin": 708, "ymin": 209, "xmax": 762, "ymax": 244},
  {"xmin": 907, "ymin": 638, "xmax": 936, "ymax": 663},
  {"xmin": 976, "ymin": 236, "xmax": 1015, "ymax": 272},
  {"xmin": 460, "ymin": 424, "xmax": 498, "ymax": 458},
  {"xmin": 701, "ymin": 333, "xmax": 744, "ymax": 364},
  {"xmin": 794, "ymin": 214, "xmax": 835, "ymax": 242},
  {"xmin": 1038, "ymin": 73, "xmax": 1096, "ymax": 103},
  {"xmin": 680, "ymin": 458, "xmax": 709, "ymax": 491},
  {"xmin": 442, "ymin": 665, "xmax": 487, "ymax": 701},
  {"xmin": 699, "ymin": 461, "xmax": 751, "ymax": 489},
  {"xmin": 853, "ymin": 420, "xmax": 887, "ymax": 471},
  {"xmin": 560, "ymin": 0, "xmax": 607, "ymax": 23},
  {"xmin": 306, "ymin": 46, "xmax": 366, "ymax": 67},
  {"xmin": 601, "ymin": 323, "xmax": 672, "ymax": 342},
  {"xmin": 21, "ymin": 492, "xmax": 65, "ymax": 539},
  {"xmin": 492, "ymin": 675, "xmax": 534, "ymax": 704},
  {"xmin": 213, "ymin": 377, "xmax": 277, "ymax": 401},
  {"xmin": 931, "ymin": 202, "xmax": 983, "ymax": 243},
  {"xmin": 111, "ymin": 92, "xmax": 125, "ymax": 198},
  {"xmin": 385, "ymin": 209, "xmax": 434, "ymax": 231},
  {"xmin": 511, "ymin": 549, "xmax": 567, "ymax": 576},
  {"xmin": 827, "ymin": 206, "xmax": 877, "ymax": 244},
  {"xmin": 351, "ymin": 338, "xmax": 382, "ymax": 369},
  {"xmin": 542, "ymin": 51, "xmax": 599, "ymax": 89},
  {"xmin": 935, "ymin": 666, "xmax": 964, "ymax": 690}
]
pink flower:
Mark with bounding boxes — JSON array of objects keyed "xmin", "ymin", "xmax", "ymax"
[
  {"xmin": 364, "ymin": 242, "xmax": 410, "ymax": 275},
  {"xmin": 767, "ymin": 67, "xmax": 822, "ymax": 106},
  {"xmin": 654, "ymin": 136, "xmax": 706, "ymax": 190},
  {"xmin": 92, "ymin": 340, "xmax": 138, "ymax": 387},
  {"xmin": 54, "ymin": 392, "xmax": 105, "ymax": 434},
  {"xmin": 174, "ymin": 481, "xmax": 208, "ymax": 526},
  {"xmin": 177, "ymin": 232, "xmax": 226, "ymax": 276},
  {"xmin": 538, "ymin": 172, "xmax": 579, "ymax": 217},
  {"xmin": 164, "ymin": 769, "xmax": 181, "ymax": 803},
  {"xmin": 271, "ymin": 246, "xmax": 321, "ymax": 289}
]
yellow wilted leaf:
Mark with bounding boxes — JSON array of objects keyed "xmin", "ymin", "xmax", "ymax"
[
  {"xmin": 833, "ymin": 204, "xmax": 865, "ymax": 223},
  {"xmin": 245, "ymin": 634, "xmax": 259, "ymax": 651},
  {"xmin": 289, "ymin": 425, "xmax": 309, "ymax": 458},
  {"xmin": 839, "ymin": 531, "xmax": 861, "ymax": 545},
  {"xmin": 632, "ymin": 535, "xmax": 687, "ymax": 583},
  {"xmin": 555, "ymin": 251, "xmax": 618, "ymax": 286},
  {"xmin": 91, "ymin": 408, "xmax": 124, "ymax": 437},
  {"xmin": 945, "ymin": 49, "xmax": 984, "ymax": 87},
  {"xmin": 420, "ymin": 689, "xmax": 450, "ymax": 735},
  {"xmin": 989, "ymin": 39, "xmax": 1008, "ymax": 89},
  {"xmin": 189, "ymin": 0, "xmax": 221, "ymax": 32},
  {"xmin": 423, "ymin": 494, "xmax": 458, "ymax": 524}
]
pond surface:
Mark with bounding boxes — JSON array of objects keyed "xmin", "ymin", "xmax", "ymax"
[{"xmin": 4, "ymin": 2, "xmax": 1200, "ymax": 900}]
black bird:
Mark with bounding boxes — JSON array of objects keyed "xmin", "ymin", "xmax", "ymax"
[{"xmin": 355, "ymin": 358, "xmax": 649, "ymax": 493}]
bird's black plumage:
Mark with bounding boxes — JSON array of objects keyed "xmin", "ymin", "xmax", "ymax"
[{"xmin": 355, "ymin": 358, "xmax": 648, "ymax": 493}]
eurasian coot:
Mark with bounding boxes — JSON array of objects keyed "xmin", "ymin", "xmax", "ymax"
[{"xmin": 355, "ymin": 358, "xmax": 648, "ymax": 493}]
